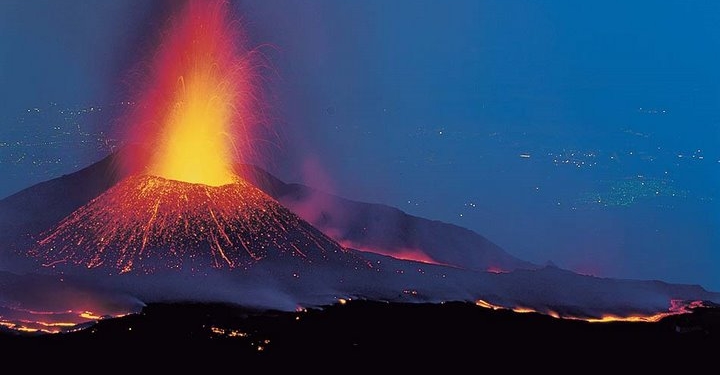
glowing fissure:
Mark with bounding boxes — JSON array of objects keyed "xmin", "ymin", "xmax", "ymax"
[
  {"xmin": 128, "ymin": 0, "xmax": 257, "ymax": 186},
  {"xmin": 475, "ymin": 299, "xmax": 706, "ymax": 323},
  {"xmin": 341, "ymin": 240, "xmax": 446, "ymax": 266},
  {"xmin": 0, "ymin": 309, "xmax": 129, "ymax": 334}
]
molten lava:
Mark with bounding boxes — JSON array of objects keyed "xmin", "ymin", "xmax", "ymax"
[
  {"xmin": 12, "ymin": 0, "xmax": 718, "ymax": 337},
  {"xmin": 127, "ymin": 0, "xmax": 258, "ymax": 185},
  {"xmin": 0, "ymin": 308, "xmax": 129, "ymax": 334},
  {"xmin": 33, "ymin": 175, "xmax": 352, "ymax": 274},
  {"xmin": 340, "ymin": 240, "xmax": 446, "ymax": 266},
  {"xmin": 475, "ymin": 298, "xmax": 707, "ymax": 323}
]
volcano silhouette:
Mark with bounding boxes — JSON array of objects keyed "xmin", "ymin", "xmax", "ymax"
[
  {"xmin": 0, "ymin": 147, "xmax": 531, "ymax": 274},
  {"xmin": 31, "ymin": 173, "xmax": 360, "ymax": 274}
]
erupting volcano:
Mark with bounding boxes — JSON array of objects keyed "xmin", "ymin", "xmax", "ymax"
[
  {"xmin": 29, "ymin": 1, "xmax": 331, "ymax": 273},
  {"xmin": 1, "ymin": 0, "xmax": 719, "ymax": 337}
]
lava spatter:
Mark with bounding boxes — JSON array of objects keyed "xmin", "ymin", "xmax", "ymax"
[
  {"xmin": 125, "ymin": 0, "xmax": 263, "ymax": 186},
  {"xmin": 32, "ymin": 175, "xmax": 355, "ymax": 274}
]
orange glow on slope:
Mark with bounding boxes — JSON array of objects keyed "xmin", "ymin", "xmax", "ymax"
[
  {"xmin": 581, "ymin": 299, "xmax": 706, "ymax": 323},
  {"xmin": 127, "ymin": 0, "xmax": 259, "ymax": 186},
  {"xmin": 475, "ymin": 299, "xmax": 706, "ymax": 323},
  {"xmin": 340, "ymin": 240, "xmax": 446, "ymax": 266},
  {"xmin": 0, "ymin": 309, "xmax": 129, "ymax": 334},
  {"xmin": 486, "ymin": 266, "xmax": 507, "ymax": 274},
  {"xmin": 32, "ymin": 175, "xmax": 361, "ymax": 274},
  {"xmin": 387, "ymin": 248, "xmax": 440, "ymax": 265}
]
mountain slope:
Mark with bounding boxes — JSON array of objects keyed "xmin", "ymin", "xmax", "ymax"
[
  {"xmin": 0, "ymin": 149, "xmax": 532, "ymax": 273},
  {"xmin": 31, "ymin": 174, "xmax": 359, "ymax": 274},
  {"xmin": 242, "ymin": 165, "xmax": 535, "ymax": 272}
]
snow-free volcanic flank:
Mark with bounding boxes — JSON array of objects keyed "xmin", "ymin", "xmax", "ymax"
[{"xmin": 31, "ymin": 175, "xmax": 363, "ymax": 274}]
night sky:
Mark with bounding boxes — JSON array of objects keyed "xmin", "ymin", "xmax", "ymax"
[{"xmin": 1, "ymin": 1, "xmax": 718, "ymax": 289}]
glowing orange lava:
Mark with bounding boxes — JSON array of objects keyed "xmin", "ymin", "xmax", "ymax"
[
  {"xmin": 127, "ymin": 0, "xmax": 259, "ymax": 185},
  {"xmin": 475, "ymin": 299, "xmax": 706, "ymax": 323},
  {"xmin": 32, "ymin": 175, "xmax": 360, "ymax": 273},
  {"xmin": 340, "ymin": 240, "xmax": 446, "ymax": 266},
  {"xmin": 0, "ymin": 308, "xmax": 130, "ymax": 334}
]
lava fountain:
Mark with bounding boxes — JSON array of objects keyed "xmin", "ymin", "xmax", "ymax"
[{"xmin": 126, "ymin": 0, "xmax": 259, "ymax": 185}]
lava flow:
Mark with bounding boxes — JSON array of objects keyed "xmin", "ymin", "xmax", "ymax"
[
  {"xmin": 475, "ymin": 299, "xmax": 707, "ymax": 323},
  {"xmin": 341, "ymin": 240, "xmax": 445, "ymax": 266},
  {"xmin": 0, "ymin": 308, "xmax": 129, "ymax": 334}
]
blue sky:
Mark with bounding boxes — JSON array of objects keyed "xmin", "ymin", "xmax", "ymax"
[{"xmin": 1, "ymin": 0, "xmax": 718, "ymax": 289}]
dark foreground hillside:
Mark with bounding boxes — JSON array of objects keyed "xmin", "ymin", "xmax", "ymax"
[{"xmin": 1, "ymin": 301, "xmax": 717, "ymax": 367}]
